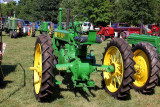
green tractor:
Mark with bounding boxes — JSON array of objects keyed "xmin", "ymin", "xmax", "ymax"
[
  {"xmin": 127, "ymin": 34, "xmax": 160, "ymax": 91},
  {"xmin": 30, "ymin": 8, "xmax": 158, "ymax": 102},
  {"xmin": 30, "ymin": 20, "xmax": 54, "ymax": 38},
  {"xmin": 3, "ymin": 12, "xmax": 23, "ymax": 38}
]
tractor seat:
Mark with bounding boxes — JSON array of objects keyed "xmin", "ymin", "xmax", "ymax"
[{"xmin": 74, "ymin": 36, "xmax": 102, "ymax": 43}]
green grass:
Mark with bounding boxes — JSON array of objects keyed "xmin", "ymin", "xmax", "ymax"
[{"xmin": 0, "ymin": 32, "xmax": 160, "ymax": 107}]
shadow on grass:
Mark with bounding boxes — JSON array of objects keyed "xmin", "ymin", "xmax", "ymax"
[
  {"xmin": 47, "ymin": 73, "xmax": 102, "ymax": 102},
  {"xmin": 0, "ymin": 65, "xmax": 17, "ymax": 88},
  {"xmin": 0, "ymin": 63, "xmax": 26, "ymax": 103}
]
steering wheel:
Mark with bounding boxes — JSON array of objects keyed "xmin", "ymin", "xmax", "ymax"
[{"xmin": 72, "ymin": 14, "xmax": 91, "ymax": 35}]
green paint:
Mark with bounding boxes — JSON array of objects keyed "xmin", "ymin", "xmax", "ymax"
[
  {"xmin": 58, "ymin": 8, "xmax": 62, "ymax": 30},
  {"xmin": 127, "ymin": 34, "xmax": 160, "ymax": 57},
  {"xmin": 5, "ymin": 12, "xmax": 18, "ymax": 31},
  {"xmin": 52, "ymin": 8, "xmax": 114, "ymax": 92},
  {"xmin": 38, "ymin": 22, "xmax": 49, "ymax": 33}
]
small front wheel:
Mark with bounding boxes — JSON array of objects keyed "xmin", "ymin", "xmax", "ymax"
[
  {"xmin": 9, "ymin": 30, "xmax": 13, "ymax": 38},
  {"xmin": 13, "ymin": 31, "xmax": 17, "ymax": 38}
]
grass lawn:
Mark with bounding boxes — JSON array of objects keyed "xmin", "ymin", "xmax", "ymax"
[{"xmin": 0, "ymin": 32, "xmax": 160, "ymax": 107}]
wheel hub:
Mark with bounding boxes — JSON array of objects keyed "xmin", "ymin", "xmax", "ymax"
[
  {"xmin": 30, "ymin": 43, "xmax": 42, "ymax": 94},
  {"xmin": 103, "ymin": 46, "xmax": 123, "ymax": 92},
  {"xmin": 133, "ymin": 49, "xmax": 149, "ymax": 87}
]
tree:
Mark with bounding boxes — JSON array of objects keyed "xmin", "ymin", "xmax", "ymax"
[
  {"xmin": 59, "ymin": 0, "xmax": 79, "ymax": 22},
  {"xmin": 74, "ymin": 0, "xmax": 113, "ymax": 26},
  {"xmin": 113, "ymin": 0, "xmax": 159, "ymax": 26},
  {"xmin": 17, "ymin": 0, "xmax": 61, "ymax": 22},
  {"xmin": 1, "ymin": 1, "xmax": 17, "ymax": 17}
]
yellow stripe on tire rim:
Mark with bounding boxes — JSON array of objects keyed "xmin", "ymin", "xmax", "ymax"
[
  {"xmin": 133, "ymin": 50, "xmax": 149, "ymax": 87},
  {"xmin": 103, "ymin": 46, "xmax": 123, "ymax": 92},
  {"xmin": 34, "ymin": 43, "xmax": 42, "ymax": 94},
  {"xmin": 49, "ymin": 26, "xmax": 51, "ymax": 35}
]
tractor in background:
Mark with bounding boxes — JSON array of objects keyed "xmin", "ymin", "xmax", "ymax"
[
  {"xmin": 97, "ymin": 26, "xmax": 114, "ymax": 41},
  {"xmin": 30, "ymin": 20, "xmax": 54, "ymax": 38},
  {"xmin": 147, "ymin": 24, "xmax": 160, "ymax": 36},
  {"xmin": 3, "ymin": 12, "xmax": 24, "ymax": 38},
  {"xmin": 97, "ymin": 23, "xmax": 147, "ymax": 41}
]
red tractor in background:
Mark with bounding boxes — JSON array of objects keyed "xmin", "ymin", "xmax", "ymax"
[
  {"xmin": 97, "ymin": 26, "xmax": 114, "ymax": 40},
  {"xmin": 97, "ymin": 23, "xmax": 145, "ymax": 41},
  {"xmin": 147, "ymin": 24, "xmax": 160, "ymax": 36}
]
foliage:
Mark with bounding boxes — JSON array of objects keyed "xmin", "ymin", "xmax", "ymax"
[
  {"xmin": 17, "ymin": 0, "xmax": 61, "ymax": 22},
  {"xmin": 76, "ymin": 0, "xmax": 113, "ymax": 26},
  {"xmin": 0, "ymin": 0, "xmax": 160, "ymax": 26},
  {"xmin": 59, "ymin": 0, "xmax": 79, "ymax": 22},
  {"xmin": 1, "ymin": 1, "xmax": 16, "ymax": 17},
  {"xmin": 113, "ymin": 0, "xmax": 159, "ymax": 26}
]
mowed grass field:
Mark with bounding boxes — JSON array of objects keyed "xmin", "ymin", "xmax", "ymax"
[{"xmin": 0, "ymin": 32, "xmax": 160, "ymax": 107}]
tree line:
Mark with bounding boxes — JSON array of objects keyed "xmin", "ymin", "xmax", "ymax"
[{"xmin": 1, "ymin": 0, "xmax": 160, "ymax": 26}]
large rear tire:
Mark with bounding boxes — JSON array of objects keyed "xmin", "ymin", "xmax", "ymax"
[
  {"xmin": 33, "ymin": 34, "xmax": 55, "ymax": 102},
  {"xmin": 132, "ymin": 42, "xmax": 159, "ymax": 94},
  {"xmin": 102, "ymin": 38, "xmax": 135, "ymax": 99}
]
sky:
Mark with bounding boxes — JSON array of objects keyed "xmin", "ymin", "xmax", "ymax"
[{"xmin": 1, "ymin": 0, "xmax": 20, "ymax": 3}]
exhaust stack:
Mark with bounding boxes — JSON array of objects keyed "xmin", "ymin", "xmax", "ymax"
[
  {"xmin": 140, "ymin": 16, "xmax": 143, "ymax": 34},
  {"xmin": 58, "ymin": 8, "xmax": 62, "ymax": 30}
]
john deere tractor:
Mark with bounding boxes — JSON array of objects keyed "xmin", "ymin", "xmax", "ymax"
[
  {"xmin": 127, "ymin": 33, "xmax": 160, "ymax": 92},
  {"xmin": 29, "ymin": 8, "xmax": 159, "ymax": 102},
  {"xmin": 3, "ymin": 12, "xmax": 23, "ymax": 38},
  {"xmin": 30, "ymin": 20, "xmax": 54, "ymax": 38}
]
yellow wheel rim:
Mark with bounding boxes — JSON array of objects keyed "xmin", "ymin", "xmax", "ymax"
[
  {"xmin": 17, "ymin": 25, "xmax": 19, "ymax": 33},
  {"xmin": 34, "ymin": 43, "xmax": 42, "ymax": 94},
  {"xmin": 49, "ymin": 26, "xmax": 51, "ymax": 35},
  {"xmin": 133, "ymin": 50, "xmax": 149, "ymax": 87},
  {"xmin": 103, "ymin": 46, "xmax": 123, "ymax": 92}
]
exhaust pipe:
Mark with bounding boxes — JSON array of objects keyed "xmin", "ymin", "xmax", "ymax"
[
  {"xmin": 66, "ymin": 8, "xmax": 70, "ymax": 29},
  {"xmin": 140, "ymin": 16, "xmax": 143, "ymax": 34},
  {"xmin": 58, "ymin": 8, "xmax": 62, "ymax": 30}
]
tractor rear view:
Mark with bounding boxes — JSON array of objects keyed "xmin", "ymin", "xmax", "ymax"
[
  {"xmin": 30, "ymin": 8, "xmax": 138, "ymax": 102},
  {"xmin": 30, "ymin": 20, "xmax": 54, "ymax": 38},
  {"xmin": 3, "ymin": 12, "xmax": 24, "ymax": 38}
]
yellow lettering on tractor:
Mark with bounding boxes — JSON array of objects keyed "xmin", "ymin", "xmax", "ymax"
[
  {"xmin": 56, "ymin": 32, "xmax": 65, "ymax": 38},
  {"xmin": 55, "ymin": 32, "xmax": 57, "ymax": 37},
  {"xmin": 57, "ymin": 32, "xmax": 61, "ymax": 38},
  {"xmin": 61, "ymin": 33, "xmax": 65, "ymax": 38}
]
